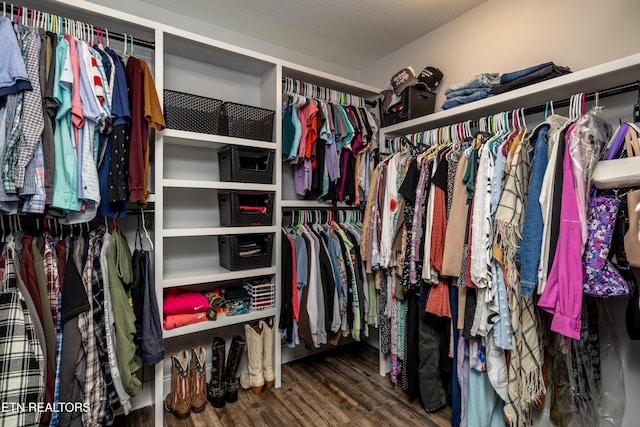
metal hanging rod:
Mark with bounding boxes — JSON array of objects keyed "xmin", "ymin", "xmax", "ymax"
[{"xmin": 3, "ymin": 2, "xmax": 155, "ymax": 49}]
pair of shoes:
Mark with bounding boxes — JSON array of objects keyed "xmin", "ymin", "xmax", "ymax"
[
  {"xmin": 164, "ymin": 347, "xmax": 207, "ymax": 418},
  {"xmin": 240, "ymin": 318, "xmax": 275, "ymax": 395},
  {"xmin": 207, "ymin": 335, "xmax": 246, "ymax": 408}
]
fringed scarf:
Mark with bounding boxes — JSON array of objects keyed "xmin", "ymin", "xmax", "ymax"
[{"xmin": 494, "ymin": 135, "xmax": 544, "ymax": 426}]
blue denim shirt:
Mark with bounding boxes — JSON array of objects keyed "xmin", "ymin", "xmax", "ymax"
[{"xmin": 519, "ymin": 124, "xmax": 550, "ymax": 296}]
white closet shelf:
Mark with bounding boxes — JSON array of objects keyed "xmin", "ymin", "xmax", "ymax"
[
  {"xmin": 163, "ymin": 266, "xmax": 277, "ymax": 288},
  {"xmin": 162, "ymin": 129, "xmax": 276, "ymax": 150},
  {"xmin": 382, "ymin": 53, "xmax": 640, "ymax": 136},
  {"xmin": 283, "ymin": 65, "xmax": 381, "ymax": 99},
  {"xmin": 162, "ymin": 179, "xmax": 276, "ymax": 192},
  {"xmin": 163, "ymin": 226, "xmax": 277, "ymax": 238},
  {"xmin": 163, "ymin": 307, "xmax": 278, "ymax": 339}
]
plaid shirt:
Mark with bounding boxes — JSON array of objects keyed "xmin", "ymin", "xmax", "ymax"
[
  {"xmin": 79, "ymin": 231, "xmax": 105, "ymax": 426},
  {"xmin": 14, "ymin": 27, "xmax": 44, "ymax": 190},
  {"xmin": 43, "ymin": 232, "xmax": 62, "ymax": 427},
  {"xmin": 21, "ymin": 143, "xmax": 46, "ymax": 214},
  {"xmin": 91, "ymin": 227, "xmax": 121, "ymax": 425},
  {"xmin": 0, "ymin": 242, "xmax": 45, "ymax": 427}
]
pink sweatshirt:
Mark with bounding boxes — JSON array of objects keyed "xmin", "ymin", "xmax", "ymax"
[{"xmin": 538, "ymin": 141, "xmax": 583, "ymax": 340}]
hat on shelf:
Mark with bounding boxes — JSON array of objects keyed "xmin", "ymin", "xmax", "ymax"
[
  {"xmin": 381, "ymin": 89, "xmax": 402, "ymax": 113},
  {"xmin": 389, "ymin": 66, "xmax": 419, "ymax": 96},
  {"xmin": 415, "ymin": 66, "xmax": 443, "ymax": 92}
]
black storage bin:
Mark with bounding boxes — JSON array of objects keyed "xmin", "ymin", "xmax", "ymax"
[
  {"xmin": 219, "ymin": 234, "xmax": 274, "ymax": 271},
  {"xmin": 218, "ymin": 191, "xmax": 274, "ymax": 226},
  {"xmin": 220, "ymin": 102, "xmax": 275, "ymax": 142},
  {"xmin": 218, "ymin": 146, "xmax": 274, "ymax": 184},
  {"xmin": 381, "ymin": 87, "xmax": 436, "ymax": 127},
  {"xmin": 163, "ymin": 90, "xmax": 223, "ymax": 134}
]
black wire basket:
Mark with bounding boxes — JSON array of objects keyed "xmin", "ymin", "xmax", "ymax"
[
  {"xmin": 219, "ymin": 234, "xmax": 274, "ymax": 271},
  {"xmin": 163, "ymin": 90, "xmax": 223, "ymax": 135},
  {"xmin": 220, "ymin": 102, "xmax": 275, "ymax": 142}
]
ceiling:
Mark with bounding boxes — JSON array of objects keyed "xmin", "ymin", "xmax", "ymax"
[{"xmin": 141, "ymin": 0, "xmax": 486, "ymax": 70}]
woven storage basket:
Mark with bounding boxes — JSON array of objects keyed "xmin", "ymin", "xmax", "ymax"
[
  {"xmin": 164, "ymin": 90, "xmax": 223, "ymax": 134},
  {"xmin": 218, "ymin": 146, "xmax": 274, "ymax": 184},
  {"xmin": 220, "ymin": 102, "xmax": 275, "ymax": 142},
  {"xmin": 219, "ymin": 234, "xmax": 273, "ymax": 271},
  {"xmin": 218, "ymin": 192, "xmax": 274, "ymax": 227}
]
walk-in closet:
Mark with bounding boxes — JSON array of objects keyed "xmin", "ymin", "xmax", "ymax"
[{"xmin": 2, "ymin": 1, "xmax": 640, "ymax": 426}]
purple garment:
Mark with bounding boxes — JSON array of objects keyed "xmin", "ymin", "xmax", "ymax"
[
  {"xmin": 605, "ymin": 123, "xmax": 629, "ymax": 160},
  {"xmin": 538, "ymin": 142, "xmax": 583, "ymax": 340},
  {"xmin": 293, "ymin": 159, "xmax": 313, "ymax": 197}
]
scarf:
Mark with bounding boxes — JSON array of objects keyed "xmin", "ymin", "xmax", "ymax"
[{"xmin": 496, "ymin": 135, "xmax": 544, "ymax": 426}]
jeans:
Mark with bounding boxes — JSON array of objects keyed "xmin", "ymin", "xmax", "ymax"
[
  {"xmin": 519, "ymin": 125, "xmax": 550, "ymax": 296},
  {"xmin": 500, "ymin": 61, "xmax": 553, "ymax": 84},
  {"xmin": 445, "ymin": 73, "xmax": 499, "ymax": 95},
  {"xmin": 442, "ymin": 88, "xmax": 492, "ymax": 110}
]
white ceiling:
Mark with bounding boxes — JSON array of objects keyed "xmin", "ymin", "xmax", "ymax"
[{"xmin": 141, "ymin": 0, "xmax": 486, "ymax": 69}]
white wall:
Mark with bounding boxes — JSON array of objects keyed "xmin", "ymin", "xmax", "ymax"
[
  {"xmin": 82, "ymin": 0, "xmax": 362, "ymax": 81},
  {"xmin": 362, "ymin": 0, "xmax": 640, "ymax": 110}
]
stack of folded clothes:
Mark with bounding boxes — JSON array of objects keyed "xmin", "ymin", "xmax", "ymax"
[
  {"xmin": 441, "ymin": 73, "xmax": 499, "ymax": 110},
  {"xmin": 237, "ymin": 239, "xmax": 263, "ymax": 256},
  {"xmin": 491, "ymin": 61, "xmax": 571, "ymax": 95},
  {"xmin": 163, "ymin": 289, "xmax": 211, "ymax": 330}
]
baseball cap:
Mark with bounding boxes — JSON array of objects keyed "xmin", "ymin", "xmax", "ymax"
[
  {"xmin": 389, "ymin": 66, "xmax": 419, "ymax": 96},
  {"xmin": 415, "ymin": 66, "xmax": 443, "ymax": 92}
]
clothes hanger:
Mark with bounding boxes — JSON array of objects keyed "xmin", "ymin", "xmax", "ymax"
[{"xmin": 140, "ymin": 208, "xmax": 154, "ymax": 251}]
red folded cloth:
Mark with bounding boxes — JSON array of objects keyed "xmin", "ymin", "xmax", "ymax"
[
  {"xmin": 163, "ymin": 290, "xmax": 210, "ymax": 316},
  {"xmin": 239, "ymin": 205, "xmax": 267, "ymax": 214},
  {"xmin": 163, "ymin": 312, "xmax": 208, "ymax": 330}
]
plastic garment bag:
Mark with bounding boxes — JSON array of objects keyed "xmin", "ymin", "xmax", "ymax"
[{"xmin": 565, "ymin": 298, "xmax": 624, "ymax": 427}]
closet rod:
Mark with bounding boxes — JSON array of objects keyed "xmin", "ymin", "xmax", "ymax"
[
  {"xmin": 523, "ymin": 81, "xmax": 640, "ymax": 115},
  {"xmin": 283, "ymin": 77, "xmax": 378, "ymax": 108},
  {"xmin": 4, "ymin": 3, "xmax": 155, "ymax": 49},
  {"xmin": 282, "ymin": 206, "xmax": 363, "ymax": 212}
]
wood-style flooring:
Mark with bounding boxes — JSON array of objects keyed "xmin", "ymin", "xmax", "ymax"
[{"xmin": 114, "ymin": 343, "xmax": 451, "ymax": 427}]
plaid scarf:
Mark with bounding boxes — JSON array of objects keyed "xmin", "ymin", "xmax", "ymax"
[{"xmin": 495, "ymin": 135, "xmax": 544, "ymax": 426}]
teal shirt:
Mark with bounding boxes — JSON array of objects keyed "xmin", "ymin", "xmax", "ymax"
[{"xmin": 51, "ymin": 36, "xmax": 81, "ymax": 212}]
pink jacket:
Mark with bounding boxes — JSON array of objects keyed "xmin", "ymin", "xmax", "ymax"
[
  {"xmin": 163, "ymin": 290, "xmax": 210, "ymax": 316},
  {"xmin": 537, "ymin": 141, "xmax": 583, "ymax": 340}
]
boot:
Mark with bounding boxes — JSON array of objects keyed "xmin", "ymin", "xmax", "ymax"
[
  {"xmin": 207, "ymin": 337, "xmax": 226, "ymax": 408},
  {"xmin": 189, "ymin": 346, "xmax": 207, "ymax": 413},
  {"xmin": 164, "ymin": 350, "xmax": 191, "ymax": 419},
  {"xmin": 260, "ymin": 318, "xmax": 275, "ymax": 389},
  {"xmin": 240, "ymin": 322, "xmax": 264, "ymax": 394},
  {"xmin": 223, "ymin": 335, "xmax": 246, "ymax": 403}
]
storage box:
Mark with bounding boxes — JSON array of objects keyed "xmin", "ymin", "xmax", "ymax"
[
  {"xmin": 219, "ymin": 234, "xmax": 274, "ymax": 271},
  {"xmin": 220, "ymin": 102, "xmax": 275, "ymax": 142},
  {"xmin": 381, "ymin": 87, "xmax": 436, "ymax": 127},
  {"xmin": 218, "ymin": 191, "xmax": 274, "ymax": 227},
  {"xmin": 218, "ymin": 146, "xmax": 274, "ymax": 184},
  {"xmin": 247, "ymin": 280, "xmax": 275, "ymax": 311},
  {"xmin": 164, "ymin": 90, "xmax": 223, "ymax": 134}
]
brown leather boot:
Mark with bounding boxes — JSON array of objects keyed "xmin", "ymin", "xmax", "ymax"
[
  {"xmin": 189, "ymin": 346, "xmax": 207, "ymax": 413},
  {"xmin": 164, "ymin": 350, "xmax": 191, "ymax": 419}
]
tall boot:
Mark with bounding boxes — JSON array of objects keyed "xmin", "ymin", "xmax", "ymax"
[
  {"xmin": 223, "ymin": 335, "xmax": 246, "ymax": 403},
  {"xmin": 240, "ymin": 322, "xmax": 264, "ymax": 394},
  {"xmin": 164, "ymin": 350, "xmax": 191, "ymax": 419},
  {"xmin": 189, "ymin": 346, "xmax": 207, "ymax": 413},
  {"xmin": 260, "ymin": 318, "xmax": 275, "ymax": 389},
  {"xmin": 207, "ymin": 337, "xmax": 226, "ymax": 408}
]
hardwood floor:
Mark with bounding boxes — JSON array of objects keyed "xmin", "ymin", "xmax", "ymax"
[{"xmin": 115, "ymin": 343, "xmax": 452, "ymax": 427}]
